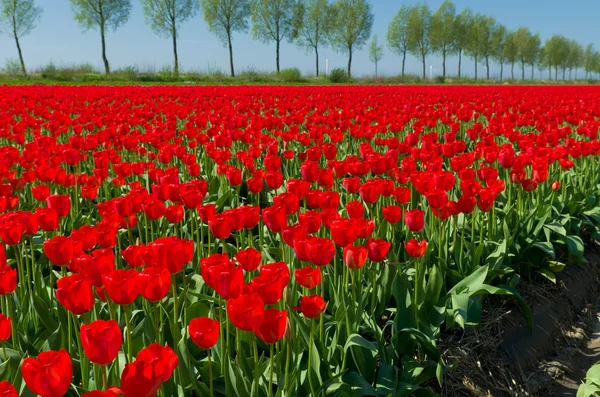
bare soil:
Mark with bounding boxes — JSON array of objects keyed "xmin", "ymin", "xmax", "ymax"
[{"xmin": 438, "ymin": 243, "xmax": 600, "ymax": 397}]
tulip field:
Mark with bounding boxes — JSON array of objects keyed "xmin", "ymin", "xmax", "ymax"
[{"xmin": 0, "ymin": 85, "xmax": 599, "ymax": 396}]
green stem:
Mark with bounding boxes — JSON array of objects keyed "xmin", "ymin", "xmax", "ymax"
[
  {"xmin": 269, "ymin": 344, "xmax": 274, "ymax": 397},
  {"xmin": 208, "ymin": 348, "xmax": 213, "ymax": 397},
  {"xmin": 308, "ymin": 320, "xmax": 317, "ymax": 397},
  {"xmin": 124, "ymin": 306, "xmax": 133, "ymax": 363}
]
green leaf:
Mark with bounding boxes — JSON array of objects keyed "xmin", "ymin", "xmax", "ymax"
[
  {"xmin": 32, "ymin": 295, "xmax": 58, "ymax": 333},
  {"xmin": 344, "ymin": 334, "xmax": 378, "ymax": 383},
  {"xmin": 342, "ymin": 371, "xmax": 382, "ymax": 396},
  {"xmin": 531, "ymin": 241, "xmax": 555, "ymax": 258},
  {"xmin": 537, "ymin": 268, "xmax": 556, "ymax": 284}
]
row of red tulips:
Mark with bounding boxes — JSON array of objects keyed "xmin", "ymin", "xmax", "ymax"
[{"xmin": 0, "ymin": 85, "xmax": 597, "ymax": 396}]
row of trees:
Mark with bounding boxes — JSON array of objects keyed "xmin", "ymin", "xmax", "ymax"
[
  {"xmin": 386, "ymin": 0, "xmax": 600, "ymax": 81},
  {"xmin": 1, "ymin": 0, "xmax": 599, "ymax": 80},
  {"xmin": 0, "ymin": 0, "xmax": 374, "ymax": 78}
]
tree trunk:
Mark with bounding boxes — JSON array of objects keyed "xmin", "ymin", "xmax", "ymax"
[
  {"xmin": 401, "ymin": 51, "xmax": 406, "ymax": 82},
  {"xmin": 442, "ymin": 48, "xmax": 446, "ymax": 78},
  {"xmin": 14, "ymin": 35, "xmax": 26, "ymax": 75},
  {"xmin": 569, "ymin": 68, "xmax": 572, "ymax": 81},
  {"xmin": 500, "ymin": 62, "xmax": 503, "ymax": 81},
  {"xmin": 575, "ymin": 68, "xmax": 578, "ymax": 80},
  {"xmin": 555, "ymin": 66, "xmax": 558, "ymax": 81},
  {"xmin": 548, "ymin": 66, "xmax": 551, "ymax": 80},
  {"xmin": 228, "ymin": 30, "xmax": 235, "ymax": 77},
  {"xmin": 172, "ymin": 24, "xmax": 179, "ymax": 78},
  {"xmin": 276, "ymin": 39, "xmax": 280, "ymax": 73},
  {"xmin": 485, "ymin": 56, "xmax": 489, "ymax": 80},
  {"xmin": 421, "ymin": 53, "xmax": 426, "ymax": 79},
  {"xmin": 521, "ymin": 61, "xmax": 525, "ymax": 80},
  {"xmin": 474, "ymin": 55, "xmax": 478, "ymax": 81},
  {"xmin": 100, "ymin": 24, "xmax": 110, "ymax": 74},
  {"xmin": 511, "ymin": 62, "xmax": 514, "ymax": 80},
  {"xmin": 375, "ymin": 61, "xmax": 378, "ymax": 77},
  {"xmin": 531, "ymin": 64, "xmax": 534, "ymax": 80},
  {"xmin": 562, "ymin": 68, "xmax": 565, "ymax": 80},
  {"xmin": 458, "ymin": 49, "xmax": 462, "ymax": 79},
  {"xmin": 347, "ymin": 45, "xmax": 352, "ymax": 77},
  {"xmin": 315, "ymin": 46, "xmax": 319, "ymax": 77}
]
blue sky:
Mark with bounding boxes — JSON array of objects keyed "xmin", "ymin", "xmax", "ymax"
[{"xmin": 0, "ymin": 0, "xmax": 597, "ymax": 78}]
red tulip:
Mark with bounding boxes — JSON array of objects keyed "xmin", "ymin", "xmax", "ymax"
[
  {"xmin": 255, "ymin": 309, "xmax": 287, "ymax": 344},
  {"xmin": 551, "ymin": 181, "xmax": 561, "ymax": 191},
  {"xmin": 44, "ymin": 236, "xmax": 74, "ymax": 266},
  {"xmin": 119, "ymin": 359, "xmax": 162, "ymax": 397},
  {"xmin": 295, "ymin": 266, "xmax": 321, "ymax": 289},
  {"xmin": 404, "ymin": 239, "xmax": 427, "ymax": 258},
  {"xmin": 262, "ymin": 205, "xmax": 288, "ymax": 233},
  {"xmin": 330, "ymin": 219, "xmax": 358, "ymax": 247},
  {"xmin": 0, "ymin": 382, "xmax": 17, "ymax": 397},
  {"xmin": 56, "ymin": 274, "xmax": 94, "ymax": 315},
  {"xmin": 80, "ymin": 320, "xmax": 123, "ymax": 365},
  {"xmin": 305, "ymin": 237, "xmax": 335, "ymax": 266},
  {"xmin": 189, "ymin": 317, "xmax": 220, "ymax": 349},
  {"xmin": 139, "ymin": 267, "xmax": 171, "ymax": 302},
  {"xmin": 22, "ymin": 349, "xmax": 72, "ymax": 397},
  {"xmin": 0, "ymin": 315, "xmax": 11, "ymax": 341},
  {"xmin": 382, "ymin": 205, "xmax": 402, "ymax": 224},
  {"xmin": 366, "ymin": 238, "xmax": 390, "ymax": 262},
  {"xmin": 36, "ymin": 208, "xmax": 59, "ymax": 231},
  {"xmin": 235, "ymin": 248, "xmax": 261, "ymax": 272},
  {"xmin": 226, "ymin": 293, "xmax": 265, "ymax": 331},
  {"xmin": 121, "ymin": 245, "xmax": 147, "ymax": 268},
  {"xmin": 343, "ymin": 245, "xmax": 368, "ymax": 269},
  {"xmin": 521, "ymin": 179, "xmax": 538, "ymax": 192},
  {"xmin": 206, "ymin": 261, "xmax": 243, "ymax": 300},
  {"xmin": 208, "ymin": 213, "xmax": 232, "ymax": 240},
  {"xmin": 135, "ymin": 343, "xmax": 178, "ymax": 382},
  {"xmin": 294, "ymin": 295, "xmax": 326, "ymax": 318},
  {"xmin": 393, "ymin": 186, "xmax": 411, "ymax": 204},
  {"xmin": 32, "ymin": 185, "xmax": 50, "ymax": 202},
  {"xmin": 0, "ymin": 266, "xmax": 16, "ymax": 295},
  {"xmin": 404, "ymin": 209, "xmax": 425, "ymax": 232},
  {"xmin": 345, "ymin": 201, "xmax": 364, "ymax": 219},
  {"xmin": 103, "ymin": 269, "xmax": 141, "ymax": 305},
  {"xmin": 165, "ymin": 205, "xmax": 184, "ymax": 223},
  {"xmin": 0, "ymin": 223, "xmax": 21, "ymax": 246},
  {"xmin": 46, "ymin": 194, "xmax": 71, "ymax": 217}
]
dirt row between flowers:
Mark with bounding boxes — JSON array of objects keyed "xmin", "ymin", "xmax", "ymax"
[{"xmin": 433, "ymin": 242, "xmax": 600, "ymax": 396}]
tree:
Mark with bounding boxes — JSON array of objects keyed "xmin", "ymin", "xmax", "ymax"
[
  {"xmin": 294, "ymin": 0, "xmax": 332, "ymax": 77},
  {"xmin": 140, "ymin": 0, "xmax": 198, "ymax": 78},
  {"xmin": 477, "ymin": 15, "xmax": 496, "ymax": 80},
  {"xmin": 327, "ymin": 0, "xmax": 373, "ymax": 78},
  {"xmin": 201, "ymin": 0, "xmax": 250, "ymax": 77},
  {"xmin": 386, "ymin": 4, "xmax": 409, "ymax": 80},
  {"xmin": 525, "ymin": 33, "xmax": 540, "ymax": 80},
  {"xmin": 453, "ymin": 8, "xmax": 472, "ymax": 79},
  {"xmin": 368, "ymin": 34, "xmax": 383, "ymax": 77},
  {"xmin": 543, "ymin": 35, "xmax": 564, "ymax": 81},
  {"xmin": 70, "ymin": 0, "xmax": 131, "ymax": 75},
  {"xmin": 503, "ymin": 31, "xmax": 518, "ymax": 80},
  {"xmin": 0, "ymin": 0, "xmax": 42, "ymax": 75},
  {"xmin": 566, "ymin": 40, "xmax": 583, "ymax": 80},
  {"xmin": 584, "ymin": 44, "xmax": 596, "ymax": 80},
  {"xmin": 429, "ymin": 0, "xmax": 455, "ymax": 79},
  {"xmin": 490, "ymin": 24, "xmax": 506, "ymax": 81},
  {"xmin": 464, "ymin": 13, "xmax": 490, "ymax": 81},
  {"xmin": 251, "ymin": 0, "xmax": 298, "ymax": 73},
  {"xmin": 514, "ymin": 27, "xmax": 532, "ymax": 81},
  {"xmin": 406, "ymin": 3, "xmax": 431, "ymax": 80}
]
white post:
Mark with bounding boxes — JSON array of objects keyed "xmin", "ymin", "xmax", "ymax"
[{"xmin": 326, "ymin": 59, "xmax": 329, "ymax": 76}]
